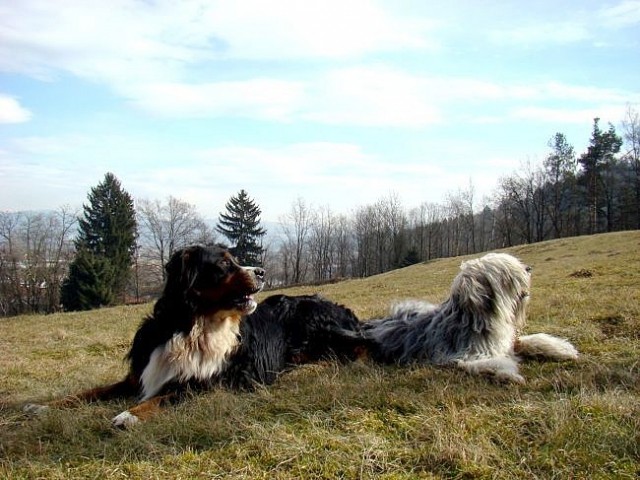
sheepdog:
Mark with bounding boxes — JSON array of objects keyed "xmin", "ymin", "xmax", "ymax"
[
  {"xmin": 24, "ymin": 245, "xmax": 361, "ymax": 427},
  {"xmin": 344, "ymin": 252, "xmax": 578, "ymax": 383}
]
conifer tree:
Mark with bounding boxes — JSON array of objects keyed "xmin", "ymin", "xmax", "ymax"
[
  {"xmin": 578, "ymin": 119, "xmax": 622, "ymax": 234},
  {"xmin": 217, "ymin": 189, "xmax": 266, "ymax": 266},
  {"xmin": 61, "ymin": 172, "xmax": 137, "ymax": 310},
  {"xmin": 60, "ymin": 249, "xmax": 115, "ymax": 310}
]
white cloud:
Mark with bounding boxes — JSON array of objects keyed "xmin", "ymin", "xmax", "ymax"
[
  {"xmin": 10, "ymin": 134, "xmax": 89, "ymax": 155},
  {"xmin": 132, "ymin": 142, "xmax": 434, "ymax": 218},
  {"xmin": 58, "ymin": 60, "xmax": 638, "ymax": 129},
  {"xmin": 206, "ymin": 0, "xmax": 435, "ymax": 59},
  {"xmin": 125, "ymin": 79, "xmax": 305, "ymax": 120},
  {"xmin": 599, "ymin": 0, "xmax": 640, "ymax": 28},
  {"xmin": 0, "ymin": 95, "xmax": 32, "ymax": 123},
  {"xmin": 121, "ymin": 66, "xmax": 445, "ymax": 127},
  {"xmin": 302, "ymin": 66, "xmax": 442, "ymax": 127},
  {"xmin": 0, "ymin": 0, "xmax": 434, "ymax": 83},
  {"xmin": 511, "ymin": 105, "xmax": 628, "ymax": 124},
  {"xmin": 488, "ymin": 22, "xmax": 590, "ymax": 46}
]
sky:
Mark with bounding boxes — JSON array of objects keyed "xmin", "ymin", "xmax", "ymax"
[{"xmin": 1, "ymin": 0, "xmax": 639, "ymax": 223}]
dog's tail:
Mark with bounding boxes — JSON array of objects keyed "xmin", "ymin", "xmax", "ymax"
[{"xmin": 515, "ymin": 333, "xmax": 579, "ymax": 361}]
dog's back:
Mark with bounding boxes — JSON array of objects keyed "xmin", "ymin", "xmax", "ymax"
[{"xmin": 220, "ymin": 294, "xmax": 363, "ymax": 390}]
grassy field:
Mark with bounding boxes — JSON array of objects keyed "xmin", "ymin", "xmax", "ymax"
[{"xmin": 1, "ymin": 231, "xmax": 639, "ymax": 479}]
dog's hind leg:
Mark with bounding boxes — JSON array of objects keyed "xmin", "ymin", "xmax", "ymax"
[
  {"xmin": 456, "ymin": 356, "xmax": 525, "ymax": 384},
  {"xmin": 515, "ymin": 333, "xmax": 579, "ymax": 361}
]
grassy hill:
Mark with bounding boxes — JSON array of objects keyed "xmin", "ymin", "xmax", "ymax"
[{"xmin": 1, "ymin": 231, "xmax": 638, "ymax": 479}]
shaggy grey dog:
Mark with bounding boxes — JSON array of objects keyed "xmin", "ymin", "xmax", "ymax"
[{"xmin": 353, "ymin": 253, "xmax": 578, "ymax": 383}]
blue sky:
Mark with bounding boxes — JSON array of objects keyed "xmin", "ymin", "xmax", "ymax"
[{"xmin": 1, "ymin": 0, "xmax": 638, "ymax": 222}]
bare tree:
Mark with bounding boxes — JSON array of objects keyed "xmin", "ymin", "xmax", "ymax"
[
  {"xmin": 495, "ymin": 160, "xmax": 547, "ymax": 245},
  {"xmin": 279, "ymin": 198, "xmax": 313, "ymax": 284},
  {"xmin": 0, "ymin": 208, "xmax": 77, "ymax": 316},
  {"xmin": 621, "ymin": 105, "xmax": 640, "ymax": 228},
  {"xmin": 353, "ymin": 205, "xmax": 377, "ymax": 277},
  {"xmin": 136, "ymin": 196, "xmax": 215, "ymax": 286},
  {"xmin": 380, "ymin": 193, "xmax": 406, "ymax": 269},
  {"xmin": 0, "ymin": 212, "xmax": 22, "ymax": 315},
  {"xmin": 309, "ymin": 206, "xmax": 334, "ymax": 282},
  {"xmin": 332, "ymin": 214, "xmax": 354, "ymax": 278}
]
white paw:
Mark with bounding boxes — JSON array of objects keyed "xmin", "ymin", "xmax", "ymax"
[
  {"xmin": 457, "ymin": 357, "xmax": 525, "ymax": 384},
  {"xmin": 495, "ymin": 370, "xmax": 526, "ymax": 385},
  {"xmin": 111, "ymin": 410, "xmax": 140, "ymax": 428},
  {"xmin": 23, "ymin": 403, "xmax": 49, "ymax": 415}
]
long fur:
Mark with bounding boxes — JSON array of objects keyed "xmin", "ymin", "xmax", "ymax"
[
  {"xmin": 24, "ymin": 245, "xmax": 361, "ymax": 427},
  {"xmin": 342, "ymin": 252, "xmax": 578, "ymax": 383}
]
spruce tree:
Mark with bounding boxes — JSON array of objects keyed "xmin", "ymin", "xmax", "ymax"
[
  {"xmin": 60, "ymin": 249, "xmax": 115, "ymax": 310},
  {"xmin": 217, "ymin": 190, "xmax": 266, "ymax": 266},
  {"xmin": 578, "ymin": 119, "xmax": 622, "ymax": 234},
  {"xmin": 61, "ymin": 173, "xmax": 137, "ymax": 310}
]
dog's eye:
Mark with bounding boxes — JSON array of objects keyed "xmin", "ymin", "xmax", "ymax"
[
  {"xmin": 220, "ymin": 259, "xmax": 231, "ymax": 268},
  {"xmin": 525, "ymin": 265, "xmax": 532, "ymax": 273}
]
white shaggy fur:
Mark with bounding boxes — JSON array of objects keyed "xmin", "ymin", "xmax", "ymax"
[
  {"xmin": 457, "ymin": 357, "xmax": 524, "ymax": 384},
  {"xmin": 110, "ymin": 314, "xmax": 242, "ymax": 426},
  {"xmin": 516, "ymin": 333, "xmax": 579, "ymax": 361},
  {"xmin": 359, "ymin": 252, "xmax": 579, "ymax": 383},
  {"xmin": 139, "ymin": 315, "xmax": 241, "ymax": 401}
]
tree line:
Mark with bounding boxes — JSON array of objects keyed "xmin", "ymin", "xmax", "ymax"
[
  {"xmin": 268, "ymin": 112, "xmax": 639, "ymax": 285},
  {"xmin": 1, "ymin": 109, "xmax": 638, "ymax": 316}
]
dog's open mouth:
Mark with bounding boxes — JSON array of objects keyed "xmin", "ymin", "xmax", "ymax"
[{"xmin": 232, "ymin": 289, "xmax": 261, "ymax": 312}]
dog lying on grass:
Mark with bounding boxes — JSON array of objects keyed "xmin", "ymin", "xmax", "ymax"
[
  {"xmin": 24, "ymin": 245, "xmax": 361, "ymax": 427},
  {"xmin": 336, "ymin": 253, "xmax": 579, "ymax": 383}
]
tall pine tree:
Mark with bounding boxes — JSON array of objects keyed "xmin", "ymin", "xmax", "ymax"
[
  {"xmin": 217, "ymin": 189, "xmax": 266, "ymax": 266},
  {"xmin": 578, "ymin": 118, "xmax": 622, "ymax": 234},
  {"xmin": 61, "ymin": 173, "xmax": 137, "ymax": 310}
]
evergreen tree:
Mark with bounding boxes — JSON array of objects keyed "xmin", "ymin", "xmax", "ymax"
[
  {"xmin": 400, "ymin": 248, "xmax": 421, "ymax": 268},
  {"xmin": 544, "ymin": 132, "xmax": 576, "ymax": 238},
  {"xmin": 61, "ymin": 173, "xmax": 137, "ymax": 310},
  {"xmin": 217, "ymin": 189, "xmax": 266, "ymax": 266},
  {"xmin": 578, "ymin": 119, "xmax": 622, "ymax": 234},
  {"xmin": 60, "ymin": 249, "xmax": 115, "ymax": 310}
]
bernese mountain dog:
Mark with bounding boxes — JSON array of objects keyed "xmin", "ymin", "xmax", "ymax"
[{"xmin": 24, "ymin": 245, "xmax": 361, "ymax": 428}]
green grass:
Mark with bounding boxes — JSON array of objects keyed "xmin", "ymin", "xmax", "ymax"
[{"xmin": 1, "ymin": 231, "xmax": 639, "ymax": 479}]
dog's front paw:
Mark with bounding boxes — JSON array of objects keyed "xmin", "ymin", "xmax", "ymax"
[
  {"xmin": 23, "ymin": 403, "xmax": 50, "ymax": 415},
  {"xmin": 494, "ymin": 370, "xmax": 526, "ymax": 385},
  {"xmin": 111, "ymin": 410, "xmax": 140, "ymax": 429}
]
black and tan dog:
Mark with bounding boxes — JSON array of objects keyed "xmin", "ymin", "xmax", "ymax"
[{"xmin": 25, "ymin": 245, "xmax": 360, "ymax": 427}]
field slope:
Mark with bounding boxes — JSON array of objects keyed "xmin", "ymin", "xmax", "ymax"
[{"xmin": 1, "ymin": 231, "xmax": 639, "ymax": 479}]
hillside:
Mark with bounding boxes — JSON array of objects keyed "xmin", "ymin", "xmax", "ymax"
[{"xmin": 1, "ymin": 231, "xmax": 639, "ymax": 479}]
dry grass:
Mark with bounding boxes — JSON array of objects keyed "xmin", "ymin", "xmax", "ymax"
[{"xmin": 1, "ymin": 231, "xmax": 639, "ymax": 479}]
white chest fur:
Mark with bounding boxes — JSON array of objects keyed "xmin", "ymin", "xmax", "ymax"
[{"xmin": 139, "ymin": 316, "xmax": 240, "ymax": 401}]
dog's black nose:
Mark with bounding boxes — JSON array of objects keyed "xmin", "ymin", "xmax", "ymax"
[{"xmin": 254, "ymin": 267, "xmax": 265, "ymax": 279}]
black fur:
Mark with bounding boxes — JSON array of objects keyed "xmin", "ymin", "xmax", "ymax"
[
  {"xmin": 220, "ymin": 294, "xmax": 362, "ymax": 390},
  {"xmin": 25, "ymin": 244, "xmax": 363, "ymax": 426}
]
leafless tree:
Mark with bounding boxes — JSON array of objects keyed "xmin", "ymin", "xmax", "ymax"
[
  {"xmin": 332, "ymin": 214, "xmax": 354, "ymax": 278},
  {"xmin": 0, "ymin": 207, "xmax": 77, "ymax": 316},
  {"xmin": 621, "ymin": 105, "xmax": 640, "ymax": 228},
  {"xmin": 136, "ymin": 196, "xmax": 215, "ymax": 287},
  {"xmin": 309, "ymin": 206, "xmax": 334, "ymax": 282},
  {"xmin": 279, "ymin": 197, "xmax": 312, "ymax": 284}
]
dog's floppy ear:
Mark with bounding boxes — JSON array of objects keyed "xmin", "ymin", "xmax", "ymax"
[
  {"xmin": 164, "ymin": 246, "xmax": 201, "ymax": 294},
  {"xmin": 452, "ymin": 260, "xmax": 494, "ymax": 332}
]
